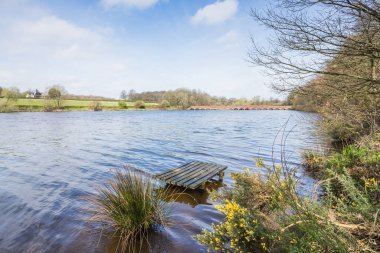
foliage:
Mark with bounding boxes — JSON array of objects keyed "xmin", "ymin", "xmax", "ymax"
[
  {"xmin": 92, "ymin": 101, "xmax": 102, "ymax": 111},
  {"xmin": 120, "ymin": 90, "xmax": 127, "ymax": 100},
  {"xmin": 118, "ymin": 101, "xmax": 128, "ymax": 109},
  {"xmin": 251, "ymin": 0, "xmax": 380, "ymax": 142},
  {"xmin": 197, "ymin": 147, "xmax": 379, "ymax": 252},
  {"xmin": 134, "ymin": 100, "xmax": 145, "ymax": 109},
  {"xmin": 0, "ymin": 87, "xmax": 20, "ymax": 112},
  {"xmin": 124, "ymin": 88, "xmax": 284, "ymax": 108},
  {"xmin": 48, "ymin": 87, "xmax": 61, "ymax": 99},
  {"xmin": 0, "ymin": 99, "xmax": 17, "ymax": 112},
  {"xmin": 43, "ymin": 99, "xmax": 55, "ymax": 112},
  {"xmin": 47, "ymin": 85, "xmax": 67, "ymax": 109},
  {"xmin": 2, "ymin": 87, "xmax": 21, "ymax": 100},
  {"xmin": 90, "ymin": 166, "xmax": 171, "ymax": 252},
  {"xmin": 159, "ymin": 100, "xmax": 170, "ymax": 109}
]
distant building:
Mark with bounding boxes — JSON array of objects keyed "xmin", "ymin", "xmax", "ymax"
[
  {"xmin": 25, "ymin": 89, "xmax": 42, "ymax": 99},
  {"xmin": 35, "ymin": 89, "xmax": 42, "ymax": 98}
]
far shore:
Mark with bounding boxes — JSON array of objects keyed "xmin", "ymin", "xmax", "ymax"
[
  {"xmin": 188, "ymin": 105, "xmax": 292, "ymax": 110},
  {"xmin": 0, "ymin": 98, "xmax": 293, "ymax": 113}
]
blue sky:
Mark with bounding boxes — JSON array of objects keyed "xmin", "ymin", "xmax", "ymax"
[{"xmin": 0, "ymin": 0, "xmax": 275, "ymax": 99}]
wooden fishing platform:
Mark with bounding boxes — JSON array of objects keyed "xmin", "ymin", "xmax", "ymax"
[{"xmin": 155, "ymin": 161, "xmax": 227, "ymax": 190}]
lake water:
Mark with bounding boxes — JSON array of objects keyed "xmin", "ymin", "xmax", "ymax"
[{"xmin": 0, "ymin": 110, "xmax": 323, "ymax": 252}]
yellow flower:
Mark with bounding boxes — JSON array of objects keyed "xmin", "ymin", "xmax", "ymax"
[
  {"xmin": 261, "ymin": 242, "xmax": 268, "ymax": 251},
  {"xmin": 290, "ymin": 238, "xmax": 296, "ymax": 244},
  {"xmin": 256, "ymin": 158, "xmax": 264, "ymax": 167}
]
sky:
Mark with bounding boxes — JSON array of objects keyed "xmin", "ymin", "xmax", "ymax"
[{"xmin": 0, "ymin": 0, "xmax": 275, "ymax": 99}]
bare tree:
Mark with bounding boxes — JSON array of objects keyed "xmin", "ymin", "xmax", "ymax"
[
  {"xmin": 120, "ymin": 90, "xmax": 127, "ymax": 100},
  {"xmin": 249, "ymin": 0, "xmax": 380, "ymax": 137}
]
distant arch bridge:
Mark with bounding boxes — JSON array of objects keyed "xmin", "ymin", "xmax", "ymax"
[{"xmin": 188, "ymin": 105, "xmax": 292, "ymax": 111}]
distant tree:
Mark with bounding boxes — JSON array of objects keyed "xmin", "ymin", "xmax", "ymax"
[
  {"xmin": 134, "ymin": 100, "xmax": 145, "ymax": 109},
  {"xmin": 118, "ymin": 101, "xmax": 128, "ymax": 109},
  {"xmin": 159, "ymin": 100, "xmax": 170, "ymax": 109},
  {"xmin": 252, "ymin": 96, "xmax": 261, "ymax": 105},
  {"xmin": 128, "ymin": 89, "xmax": 136, "ymax": 101},
  {"xmin": 0, "ymin": 87, "xmax": 3, "ymax": 97},
  {"xmin": 1, "ymin": 87, "xmax": 21, "ymax": 110},
  {"xmin": 47, "ymin": 85, "xmax": 67, "ymax": 109},
  {"xmin": 92, "ymin": 101, "xmax": 102, "ymax": 111},
  {"xmin": 120, "ymin": 90, "xmax": 127, "ymax": 100},
  {"xmin": 3, "ymin": 87, "xmax": 21, "ymax": 101},
  {"xmin": 249, "ymin": 0, "xmax": 380, "ymax": 137}
]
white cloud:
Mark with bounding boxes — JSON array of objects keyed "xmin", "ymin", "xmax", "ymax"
[
  {"xmin": 6, "ymin": 15, "xmax": 106, "ymax": 60},
  {"xmin": 191, "ymin": 0, "xmax": 238, "ymax": 25},
  {"xmin": 101, "ymin": 0, "xmax": 159, "ymax": 9},
  {"xmin": 216, "ymin": 30, "xmax": 239, "ymax": 48}
]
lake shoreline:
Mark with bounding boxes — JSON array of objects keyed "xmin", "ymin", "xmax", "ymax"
[{"xmin": 0, "ymin": 105, "xmax": 294, "ymax": 113}]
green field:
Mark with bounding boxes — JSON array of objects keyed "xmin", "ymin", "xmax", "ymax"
[{"xmin": 0, "ymin": 98, "xmax": 158, "ymax": 111}]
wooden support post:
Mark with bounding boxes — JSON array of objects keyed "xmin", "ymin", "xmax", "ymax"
[{"xmin": 218, "ymin": 171, "xmax": 225, "ymax": 182}]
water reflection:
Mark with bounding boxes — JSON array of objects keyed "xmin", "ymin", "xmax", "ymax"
[{"xmin": 163, "ymin": 180, "xmax": 225, "ymax": 207}]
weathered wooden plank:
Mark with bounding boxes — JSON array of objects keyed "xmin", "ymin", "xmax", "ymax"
[
  {"xmin": 156, "ymin": 161, "xmax": 228, "ymax": 190},
  {"xmin": 187, "ymin": 166, "xmax": 227, "ymax": 189},
  {"xmin": 170, "ymin": 164, "xmax": 215, "ymax": 186},
  {"xmin": 161, "ymin": 162, "xmax": 205, "ymax": 181},
  {"xmin": 166, "ymin": 162, "xmax": 209, "ymax": 183},
  {"xmin": 173, "ymin": 162, "xmax": 216, "ymax": 183},
  {"xmin": 156, "ymin": 161, "xmax": 197, "ymax": 178},
  {"xmin": 176, "ymin": 164, "xmax": 219, "ymax": 186},
  {"xmin": 156, "ymin": 161, "xmax": 198, "ymax": 180}
]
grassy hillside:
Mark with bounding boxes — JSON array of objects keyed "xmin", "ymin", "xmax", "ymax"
[{"xmin": 0, "ymin": 98, "xmax": 158, "ymax": 111}]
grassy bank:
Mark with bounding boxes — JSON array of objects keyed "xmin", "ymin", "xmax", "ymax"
[
  {"xmin": 0, "ymin": 98, "xmax": 159, "ymax": 112},
  {"xmin": 195, "ymin": 134, "xmax": 379, "ymax": 252}
]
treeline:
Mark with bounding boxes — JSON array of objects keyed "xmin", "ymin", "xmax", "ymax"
[
  {"xmin": 287, "ymin": 46, "xmax": 380, "ymax": 141},
  {"xmin": 121, "ymin": 88, "xmax": 285, "ymax": 109},
  {"xmin": 250, "ymin": 0, "xmax": 380, "ymax": 143},
  {"xmin": 0, "ymin": 85, "xmax": 113, "ymax": 101}
]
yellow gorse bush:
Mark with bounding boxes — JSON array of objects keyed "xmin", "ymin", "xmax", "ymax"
[{"xmin": 196, "ymin": 199, "xmax": 270, "ymax": 252}]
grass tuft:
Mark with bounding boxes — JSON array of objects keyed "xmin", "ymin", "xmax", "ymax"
[{"xmin": 90, "ymin": 166, "xmax": 171, "ymax": 252}]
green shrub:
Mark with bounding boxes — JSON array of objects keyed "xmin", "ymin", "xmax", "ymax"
[
  {"xmin": 159, "ymin": 100, "xmax": 170, "ymax": 109},
  {"xmin": 303, "ymin": 151, "xmax": 325, "ymax": 179},
  {"xmin": 91, "ymin": 167, "xmax": 171, "ymax": 252},
  {"xmin": 135, "ymin": 100, "xmax": 145, "ymax": 109},
  {"xmin": 0, "ymin": 100, "xmax": 17, "ymax": 112},
  {"xmin": 196, "ymin": 156, "xmax": 379, "ymax": 252},
  {"xmin": 92, "ymin": 101, "xmax": 102, "ymax": 111},
  {"xmin": 43, "ymin": 99, "xmax": 55, "ymax": 112},
  {"xmin": 118, "ymin": 101, "xmax": 128, "ymax": 109}
]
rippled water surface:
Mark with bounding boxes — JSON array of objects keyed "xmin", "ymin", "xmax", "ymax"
[{"xmin": 0, "ymin": 110, "xmax": 322, "ymax": 252}]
